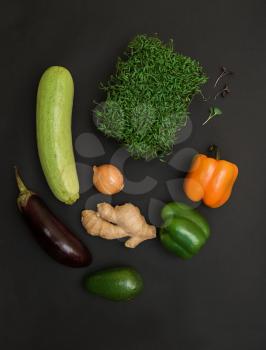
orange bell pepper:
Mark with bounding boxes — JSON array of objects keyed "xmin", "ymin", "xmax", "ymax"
[{"xmin": 184, "ymin": 145, "xmax": 238, "ymax": 208}]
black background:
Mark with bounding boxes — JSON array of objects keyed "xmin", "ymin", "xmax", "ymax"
[{"xmin": 1, "ymin": 1, "xmax": 266, "ymax": 349}]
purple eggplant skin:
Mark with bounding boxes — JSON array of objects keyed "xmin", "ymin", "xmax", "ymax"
[{"xmin": 15, "ymin": 168, "xmax": 92, "ymax": 267}]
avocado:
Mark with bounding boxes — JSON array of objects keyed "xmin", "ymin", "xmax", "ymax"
[{"xmin": 84, "ymin": 267, "xmax": 143, "ymax": 301}]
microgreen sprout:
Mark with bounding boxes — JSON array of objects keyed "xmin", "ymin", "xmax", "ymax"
[
  {"xmin": 202, "ymin": 107, "xmax": 222, "ymax": 126},
  {"xmin": 199, "ymin": 90, "xmax": 210, "ymax": 102},
  {"xmin": 214, "ymin": 66, "xmax": 233, "ymax": 88},
  {"xmin": 214, "ymin": 84, "xmax": 230, "ymax": 99}
]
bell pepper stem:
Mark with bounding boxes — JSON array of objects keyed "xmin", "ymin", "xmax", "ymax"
[{"xmin": 208, "ymin": 145, "xmax": 220, "ymax": 160}]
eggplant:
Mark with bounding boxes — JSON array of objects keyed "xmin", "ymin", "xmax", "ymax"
[{"xmin": 15, "ymin": 168, "xmax": 92, "ymax": 267}]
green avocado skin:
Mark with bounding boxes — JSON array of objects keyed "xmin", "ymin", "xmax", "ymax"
[
  {"xmin": 84, "ymin": 267, "xmax": 143, "ymax": 301},
  {"xmin": 160, "ymin": 202, "xmax": 210, "ymax": 259}
]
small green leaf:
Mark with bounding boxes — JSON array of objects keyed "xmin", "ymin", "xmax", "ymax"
[
  {"xmin": 213, "ymin": 107, "xmax": 222, "ymax": 116},
  {"xmin": 209, "ymin": 107, "xmax": 215, "ymax": 114},
  {"xmin": 202, "ymin": 106, "xmax": 223, "ymax": 126}
]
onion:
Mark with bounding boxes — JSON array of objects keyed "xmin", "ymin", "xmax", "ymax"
[{"xmin": 92, "ymin": 164, "xmax": 124, "ymax": 195}]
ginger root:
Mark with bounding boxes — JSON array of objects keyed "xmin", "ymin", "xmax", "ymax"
[{"xmin": 81, "ymin": 203, "xmax": 156, "ymax": 248}]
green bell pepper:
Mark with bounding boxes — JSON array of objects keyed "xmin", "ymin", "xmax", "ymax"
[{"xmin": 160, "ymin": 202, "xmax": 210, "ymax": 259}]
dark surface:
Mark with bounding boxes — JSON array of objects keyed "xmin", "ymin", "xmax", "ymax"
[{"xmin": 1, "ymin": 1, "xmax": 266, "ymax": 349}]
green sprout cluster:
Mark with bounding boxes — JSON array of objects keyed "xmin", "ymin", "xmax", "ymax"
[{"xmin": 96, "ymin": 34, "xmax": 207, "ymax": 160}]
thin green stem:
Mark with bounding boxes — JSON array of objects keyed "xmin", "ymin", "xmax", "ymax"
[
  {"xmin": 202, "ymin": 113, "xmax": 214, "ymax": 126},
  {"xmin": 202, "ymin": 107, "xmax": 222, "ymax": 126},
  {"xmin": 198, "ymin": 90, "xmax": 210, "ymax": 102}
]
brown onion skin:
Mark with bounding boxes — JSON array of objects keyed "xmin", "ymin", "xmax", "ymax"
[
  {"xmin": 93, "ymin": 164, "xmax": 124, "ymax": 195},
  {"xmin": 16, "ymin": 169, "xmax": 92, "ymax": 267}
]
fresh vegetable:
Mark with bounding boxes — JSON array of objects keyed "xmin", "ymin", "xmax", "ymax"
[
  {"xmin": 93, "ymin": 164, "xmax": 124, "ymax": 195},
  {"xmin": 36, "ymin": 66, "xmax": 79, "ymax": 205},
  {"xmin": 184, "ymin": 145, "xmax": 238, "ymax": 208},
  {"xmin": 96, "ymin": 34, "xmax": 207, "ymax": 160},
  {"xmin": 15, "ymin": 168, "xmax": 92, "ymax": 267},
  {"xmin": 202, "ymin": 107, "xmax": 222, "ymax": 126},
  {"xmin": 81, "ymin": 202, "xmax": 156, "ymax": 248},
  {"xmin": 160, "ymin": 202, "xmax": 210, "ymax": 259},
  {"xmin": 84, "ymin": 267, "xmax": 143, "ymax": 301},
  {"xmin": 214, "ymin": 66, "xmax": 233, "ymax": 88}
]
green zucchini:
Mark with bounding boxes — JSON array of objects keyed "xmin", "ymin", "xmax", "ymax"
[{"xmin": 36, "ymin": 66, "xmax": 79, "ymax": 204}]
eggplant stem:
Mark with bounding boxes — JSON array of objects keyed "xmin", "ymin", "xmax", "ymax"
[
  {"xmin": 14, "ymin": 167, "xmax": 34, "ymax": 210},
  {"xmin": 14, "ymin": 167, "xmax": 29, "ymax": 193}
]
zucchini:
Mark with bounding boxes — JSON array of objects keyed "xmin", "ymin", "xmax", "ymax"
[{"xmin": 36, "ymin": 66, "xmax": 79, "ymax": 204}]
